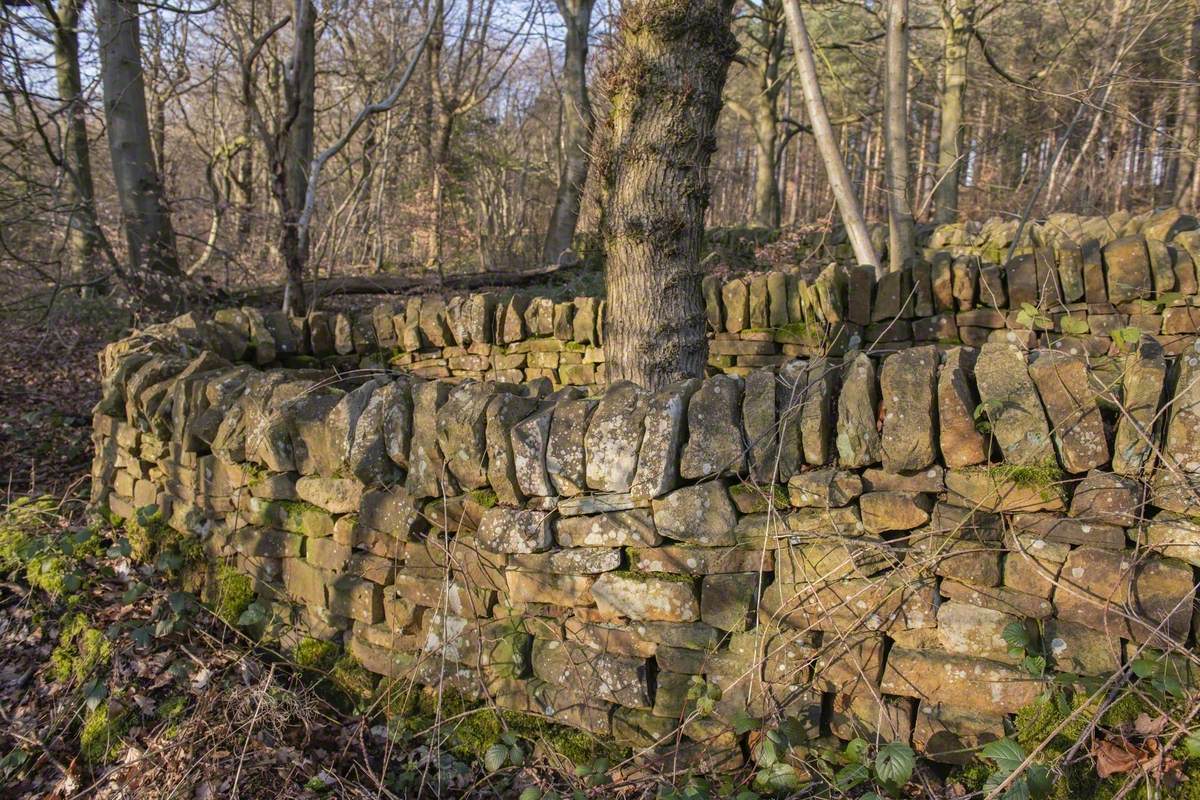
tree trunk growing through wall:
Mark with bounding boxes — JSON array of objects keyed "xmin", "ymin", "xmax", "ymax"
[
  {"xmin": 600, "ymin": 0, "xmax": 738, "ymax": 390},
  {"xmin": 543, "ymin": 0, "xmax": 596, "ymax": 266},
  {"xmin": 95, "ymin": 0, "xmax": 182, "ymax": 291},
  {"xmin": 50, "ymin": 0, "xmax": 101, "ymax": 291},
  {"xmin": 884, "ymin": 0, "xmax": 915, "ymax": 271},
  {"xmin": 932, "ymin": 0, "xmax": 972, "ymax": 226}
]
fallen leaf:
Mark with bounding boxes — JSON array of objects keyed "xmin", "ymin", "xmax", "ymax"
[
  {"xmin": 1134, "ymin": 713, "xmax": 1168, "ymax": 736},
  {"xmin": 1094, "ymin": 736, "xmax": 1148, "ymax": 778}
]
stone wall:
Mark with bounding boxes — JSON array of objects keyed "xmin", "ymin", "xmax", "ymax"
[
  {"xmin": 90, "ymin": 284, "xmax": 1200, "ymax": 772},
  {"xmin": 232, "ymin": 207, "xmax": 1200, "ymax": 390}
]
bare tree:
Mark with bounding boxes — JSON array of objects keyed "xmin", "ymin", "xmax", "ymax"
[
  {"xmin": 95, "ymin": 0, "xmax": 183, "ymax": 289},
  {"xmin": 600, "ymin": 0, "xmax": 738, "ymax": 389},
  {"xmin": 542, "ymin": 0, "xmax": 595, "ymax": 266},
  {"xmin": 781, "ymin": 0, "xmax": 879, "ymax": 273},
  {"xmin": 883, "ymin": 0, "xmax": 915, "ymax": 271}
]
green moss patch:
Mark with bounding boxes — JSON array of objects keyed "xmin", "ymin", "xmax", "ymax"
[
  {"xmin": 212, "ymin": 564, "xmax": 254, "ymax": 625},
  {"xmin": 50, "ymin": 612, "xmax": 111, "ymax": 684},
  {"xmin": 80, "ymin": 704, "xmax": 129, "ymax": 764}
]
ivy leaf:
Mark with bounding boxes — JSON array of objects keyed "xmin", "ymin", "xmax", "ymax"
[
  {"xmin": 874, "ymin": 742, "xmax": 915, "ymax": 788},
  {"xmin": 484, "ymin": 743, "xmax": 509, "ymax": 772}
]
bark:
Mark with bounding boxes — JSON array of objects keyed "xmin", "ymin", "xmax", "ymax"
[
  {"xmin": 884, "ymin": 0, "xmax": 915, "ymax": 271},
  {"xmin": 280, "ymin": 0, "xmax": 316, "ymax": 315},
  {"xmin": 600, "ymin": 0, "xmax": 738, "ymax": 390},
  {"xmin": 932, "ymin": 0, "xmax": 972, "ymax": 225},
  {"xmin": 781, "ymin": 0, "xmax": 879, "ymax": 273},
  {"xmin": 1175, "ymin": 0, "xmax": 1200, "ymax": 207},
  {"xmin": 95, "ymin": 0, "xmax": 182, "ymax": 286},
  {"xmin": 51, "ymin": 0, "xmax": 101, "ymax": 289},
  {"xmin": 542, "ymin": 0, "xmax": 596, "ymax": 266}
]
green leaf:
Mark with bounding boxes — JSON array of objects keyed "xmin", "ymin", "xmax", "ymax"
[
  {"xmin": 753, "ymin": 762, "xmax": 801, "ymax": 793},
  {"xmin": 981, "ymin": 738, "xmax": 1027, "ymax": 773},
  {"xmin": 1023, "ymin": 654, "xmax": 1047, "ymax": 677},
  {"xmin": 874, "ymin": 742, "xmax": 915, "ymax": 788},
  {"xmin": 732, "ymin": 710, "xmax": 761, "ymax": 734},
  {"xmin": 237, "ymin": 601, "xmax": 266, "ymax": 628},
  {"xmin": 844, "ymin": 737, "xmax": 870, "ymax": 764},
  {"xmin": 484, "ymin": 743, "xmax": 509, "ymax": 772},
  {"xmin": 122, "ymin": 582, "xmax": 148, "ymax": 604},
  {"xmin": 1002, "ymin": 622, "xmax": 1031, "ymax": 651},
  {"xmin": 754, "ymin": 736, "xmax": 778, "ymax": 767},
  {"xmin": 168, "ymin": 591, "xmax": 192, "ymax": 614},
  {"xmin": 1185, "ymin": 730, "xmax": 1200, "ymax": 758},
  {"xmin": 1060, "ymin": 316, "xmax": 1090, "ymax": 335},
  {"xmin": 834, "ymin": 763, "xmax": 870, "ymax": 790},
  {"xmin": 1131, "ymin": 657, "xmax": 1158, "ymax": 679},
  {"xmin": 518, "ymin": 789, "xmax": 542, "ymax": 800},
  {"xmin": 1025, "ymin": 764, "xmax": 1053, "ymax": 800}
]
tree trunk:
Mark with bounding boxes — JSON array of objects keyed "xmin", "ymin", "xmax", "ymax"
[
  {"xmin": 933, "ymin": 0, "xmax": 972, "ymax": 225},
  {"xmin": 781, "ymin": 0, "xmax": 879, "ymax": 273},
  {"xmin": 1175, "ymin": 0, "xmax": 1200, "ymax": 207},
  {"xmin": 884, "ymin": 0, "xmax": 915, "ymax": 271},
  {"xmin": 281, "ymin": 0, "xmax": 316, "ymax": 315},
  {"xmin": 600, "ymin": 0, "xmax": 738, "ymax": 390},
  {"xmin": 96, "ymin": 0, "xmax": 182, "ymax": 292},
  {"xmin": 52, "ymin": 0, "xmax": 101, "ymax": 291},
  {"xmin": 751, "ymin": 95, "xmax": 780, "ymax": 227},
  {"xmin": 543, "ymin": 0, "xmax": 596, "ymax": 266}
]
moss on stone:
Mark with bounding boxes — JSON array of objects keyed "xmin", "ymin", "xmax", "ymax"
[
  {"xmin": 50, "ymin": 613, "xmax": 111, "ymax": 684},
  {"xmin": 468, "ymin": 488, "xmax": 499, "ymax": 509},
  {"xmin": 609, "ymin": 569, "xmax": 695, "ymax": 584},
  {"xmin": 988, "ymin": 461, "xmax": 1065, "ymax": 490},
  {"xmin": 212, "ymin": 564, "xmax": 254, "ymax": 625},
  {"xmin": 80, "ymin": 704, "xmax": 128, "ymax": 764},
  {"xmin": 329, "ymin": 654, "xmax": 375, "ymax": 704},
  {"xmin": 293, "ymin": 637, "xmax": 340, "ymax": 671}
]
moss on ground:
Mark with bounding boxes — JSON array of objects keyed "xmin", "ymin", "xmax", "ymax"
[
  {"xmin": 212, "ymin": 564, "xmax": 254, "ymax": 625},
  {"xmin": 80, "ymin": 704, "xmax": 129, "ymax": 764},
  {"xmin": 50, "ymin": 612, "xmax": 111, "ymax": 684}
]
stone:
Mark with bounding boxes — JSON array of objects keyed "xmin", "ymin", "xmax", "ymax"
[
  {"xmin": 1140, "ymin": 512, "xmax": 1200, "ymax": 568},
  {"xmin": 775, "ymin": 359, "xmax": 806, "ymax": 476},
  {"xmin": 1010, "ymin": 512, "xmax": 1125, "ymax": 549},
  {"xmin": 295, "ymin": 475, "xmax": 362, "ymax": 514},
  {"xmin": 1113, "ymin": 337, "xmax": 1166, "ymax": 476},
  {"xmin": 1163, "ymin": 340, "xmax": 1200, "ymax": 473},
  {"xmin": 1104, "ymin": 236, "xmax": 1153, "ymax": 303},
  {"xmin": 651, "ymin": 482, "xmax": 737, "ymax": 546},
  {"xmin": 952, "ymin": 255, "xmax": 978, "ymax": 308},
  {"xmin": 859, "ymin": 491, "xmax": 932, "ymax": 533},
  {"xmin": 879, "ymin": 345, "xmax": 939, "ymax": 472},
  {"xmin": 592, "ymin": 572, "xmax": 699, "ymax": 622},
  {"xmin": 556, "ymin": 509, "xmax": 661, "ymax": 548},
  {"xmin": 936, "ymin": 601, "xmax": 1022, "ymax": 664},
  {"xmin": 908, "ymin": 526, "xmax": 1002, "ymax": 587},
  {"xmin": 881, "ymin": 647, "xmax": 1045, "ymax": 715},
  {"xmin": 938, "ymin": 347, "xmax": 989, "ymax": 468},
  {"xmin": 327, "ymin": 575, "xmax": 383, "ymax": 624},
  {"xmin": 1043, "ymin": 618, "xmax": 1121, "ymax": 676},
  {"xmin": 476, "ymin": 507, "xmax": 554, "ymax": 554},
  {"xmin": 556, "ymin": 492, "xmax": 642, "ymax": 515},
  {"xmin": 748, "ymin": 275, "xmax": 769, "ymax": 328},
  {"xmin": 1004, "ymin": 536, "xmax": 1067, "ymax": 598},
  {"xmin": 940, "ymin": 470, "xmax": 1065, "ymax": 513},
  {"xmin": 585, "ymin": 381, "xmax": 649, "ymax": 493},
  {"xmin": 632, "ymin": 379, "xmax": 701, "ymax": 500},
  {"xmin": 1054, "ymin": 547, "xmax": 1194, "ymax": 645},
  {"xmin": 485, "ymin": 393, "xmax": 540, "ymax": 505},
  {"xmin": 830, "ymin": 693, "xmax": 914, "ymax": 743},
  {"xmin": 760, "ymin": 571, "xmax": 936, "ymax": 632},
  {"xmin": 914, "ymin": 705, "xmax": 1006, "ymax": 765},
  {"xmin": 630, "ymin": 545, "xmax": 770, "ymax": 575},
  {"xmin": 359, "ymin": 487, "xmax": 421, "ymax": 542},
  {"xmin": 974, "ymin": 343, "xmax": 1056, "ymax": 466},
  {"xmin": 941, "ymin": 579, "xmax": 1054, "ymax": 619},
  {"xmin": 531, "ymin": 639, "xmax": 651, "ymax": 709},
  {"xmin": 773, "ymin": 535, "xmax": 894, "ymax": 583},
  {"xmin": 1082, "ymin": 238, "xmax": 1107, "ymax": 303},
  {"xmin": 722, "ymin": 279, "xmax": 749, "ymax": 332},
  {"xmin": 680, "ymin": 374, "xmax": 746, "ymax": 479},
  {"xmin": 379, "ymin": 380, "xmax": 414, "ymax": 469},
  {"xmin": 407, "ymin": 380, "xmax": 456, "ymax": 497},
  {"xmin": 742, "ymin": 369, "xmax": 778, "ymax": 484},
  {"xmin": 700, "ymin": 573, "xmax": 759, "ymax": 632},
  {"xmin": 797, "ymin": 359, "xmax": 836, "ymax": 465},
  {"xmin": 512, "ymin": 404, "xmax": 555, "ymax": 497},
  {"xmin": 347, "ymin": 380, "xmax": 401, "ymax": 485},
  {"xmin": 573, "ymin": 296, "xmax": 599, "ymax": 344},
  {"xmin": 860, "ymin": 466, "xmax": 945, "ymax": 492},
  {"xmin": 506, "ymin": 571, "xmax": 596, "ymax": 606},
  {"xmin": 931, "ymin": 251, "xmax": 954, "ymax": 311},
  {"xmin": 1070, "ymin": 470, "xmax": 1142, "ymax": 526},
  {"xmin": 787, "ymin": 468, "xmax": 863, "ymax": 508},
  {"xmin": 702, "ymin": 275, "xmax": 723, "ymax": 331},
  {"xmin": 1054, "ymin": 236, "xmax": 1086, "ymax": 302},
  {"xmin": 546, "ymin": 397, "xmax": 596, "ymax": 497},
  {"xmin": 1028, "ymin": 351, "xmax": 1109, "ymax": 473},
  {"xmin": 836, "ymin": 352, "xmax": 882, "ymax": 468},
  {"xmin": 436, "ymin": 382, "xmax": 505, "ymax": 490}
]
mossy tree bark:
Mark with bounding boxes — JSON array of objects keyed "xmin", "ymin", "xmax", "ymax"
[{"xmin": 600, "ymin": 0, "xmax": 738, "ymax": 390}]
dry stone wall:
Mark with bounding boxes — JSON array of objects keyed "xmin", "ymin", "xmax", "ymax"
[
  {"xmin": 252, "ymin": 207, "xmax": 1200, "ymax": 388},
  {"xmin": 89, "ymin": 206, "xmax": 1200, "ymax": 775}
]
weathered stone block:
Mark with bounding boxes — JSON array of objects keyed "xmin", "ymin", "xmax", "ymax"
[
  {"xmin": 860, "ymin": 491, "xmax": 932, "ymax": 533},
  {"xmin": 651, "ymin": 481, "xmax": 737, "ymax": 546},
  {"xmin": 632, "ymin": 379, "xmax": 700, "ymax": 500},
  {"xmin": 592, "ymin": 572, "xmax": 699, "ymax": 622},
  {"xmin": 477, "ymin": 507, "xmax": 553, "ymax": 554},
  {"xmin": 787, "ymin": 468, "xmax": 863, "ymax": 508},
  {"xmin": 879, "ymin": 345, "xmax": 939, "ymax": 472},
  {"xmin": 881, "ymin": 647, "xmax": 1045, "ymax": 714},
  {"xmin": 546, "ymin": 397, "xmax": 596, "ymax": 497},
  {"xmin": 975, "ymin": 343, "xmax": 1056, "ymax": 466},
  {"xmin": 700, "ymin": 573, "xmax": 759, "ymax": 632},
  {"xmin": 836, "ymin": 352, "xmax": 881, "ymax": 468},
  {"xmin": 556, "ymin": 508, "xmax": 660, "ymax": 547},
  {"xmin": 584, "ymin": 381, "xmax": 649, "ymax": 493},
  {"xmin": 1028, "ymin": 351, "xmax": 1109, "ymax": 473},
  {"xmin": 680, "ymin": 374, "xmax": 746, "ymax": 479}
]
